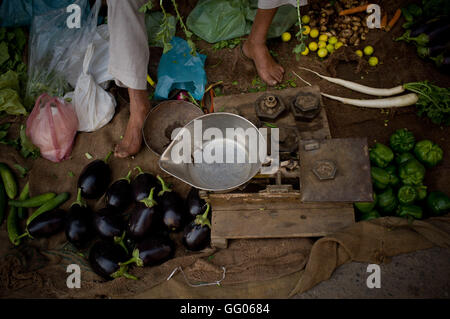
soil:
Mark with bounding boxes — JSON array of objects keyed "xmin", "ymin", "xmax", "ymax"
[{"xmin": 158, "ymin": 0, "xmax": 450, "ymax": 194}]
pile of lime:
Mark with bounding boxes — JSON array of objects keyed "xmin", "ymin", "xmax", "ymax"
[{"xmin": 355, "ymin": 46, "xmax": 379, "ymax": 67}]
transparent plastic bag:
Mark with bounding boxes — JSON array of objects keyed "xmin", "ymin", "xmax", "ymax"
[
  {"xmin": 24, "ymin": 0, "xmax": 100, "ymax": 107},
  {"xmin": 26, "ymin": 93, "xmax": 78, "ymax": 162}
]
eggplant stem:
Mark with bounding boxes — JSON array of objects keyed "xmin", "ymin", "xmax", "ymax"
[
  {"xmin": 195, "ymin": 203, "xmax": 211, "ymax": 229},
  {"xmin": 140, "ymin": 187, "xmax": 157, "ymax": 208},
  {"xmin": 157, "ymin": 175, "xmax": 172, "ymax": 197},
  {"xmin": 112, "ymin": 264, "xmax": 138, "ymax": 280},
  {"xmin": 134, "ymin": 166, "xmax": 144, "ymax": 175},
  {"xmin": 71, "ymin": 188, "xmax": 87, "ymax": 208},
  {"xmin": 16, "ymin": 231, "xmax": 30, "ymax": 240},
  {"xmin": 104, "ymin": 151, "xmax": 113, "ymax": 163},
  {"xmin": 119, "ymin": 249, "xmax": 144, "ymax": 267},
  {"xmin": 122, "ymin": 170, "xmax": 133, "ymax": 183},
  {"xmin": 114, "ymin": 232, "xmax": 129, "ymax": 254}
]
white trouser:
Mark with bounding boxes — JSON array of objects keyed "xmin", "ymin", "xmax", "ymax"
[
  {"xmin": 107, "ymin": 0, "xmax": 149, "ymax": 90},
  {"xmin": 258, "ymin": 0, "xmax": 308, "ymax": 9}
]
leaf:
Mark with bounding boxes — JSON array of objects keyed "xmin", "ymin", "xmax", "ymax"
[
  {"xmin": 19, "ymin": 125, "xmax": 39, "ymax": 159},
  {"xmin": 13, "ymin": 164, "xmax": 28, "ymax": 178},
  {"xmin": 0, "ymin": 41, "xmax": 10, "ymax": 66},
  {"xmin": 68, "ymin": 171, "xmax": 75, "ymax": 178}
]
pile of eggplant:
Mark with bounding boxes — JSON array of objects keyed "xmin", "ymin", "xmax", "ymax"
[{"xmin": 5, "ymin": 153, "xmax": 213, "ymax": 282}]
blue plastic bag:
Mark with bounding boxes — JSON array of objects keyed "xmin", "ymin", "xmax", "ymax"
[
  {"xmin": 155, "ymin": 37, "xmax": 207, "ymax": 101},
  {"xmin": 0, "ymin": 0, "xmax": 82, "ymax": 27}
]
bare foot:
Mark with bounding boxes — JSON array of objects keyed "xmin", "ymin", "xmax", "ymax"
[
  {"xmin": 243, "ymin": 40, "xmax": 284, "ymax": 86},
  {"xmin": 114, "ymin": 90, "xmax": 150, "ymax": 158}
]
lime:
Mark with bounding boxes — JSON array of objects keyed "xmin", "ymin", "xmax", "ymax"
[
  {"xmin": 355, "ymin": 50, "xmax": 363, "ymax": 57},
  {"xmin": 334, "ymin": 42, "xmax": 344, "ymax": 50},
  {"xmin": 326, "ymin": 44, "xmax": 335, "ymax": 53},
  {"xmin": 317, "ymin": 48, "xmax": 328, "ymax": 58},
  {"xmin": 328, "ymin": 36, "xmax": 338, "ymax": 45},
  {"xmin": 318, "ymin": 41, "xmax": 327, "ymax": 49},
  {"xmin": 364, "ymin": 45, "xmax": 374, "ymax": 56},
  {"xmin": 301, "ymin": 15, "xmax": 311, "ymax": 24},
  {"xmin": 319, "ymin": 34, "xmax": 328, "ymax": 42},
  {"xmin": 281, "ymin": 32, "xmax": 291, "ymax": 42},
  {"xmin": 302, "ymin": 25, "xmax": 311, "ymax": 35},
  {"xmin": 308, "ymin": 42, "xmax": 318, "ymax": 52},
  {"xmin": 368, "ymin": 56, "xmax": 379, "ymax": 66},
  {"xmin": 301, "ymin": 47, "xmax": 310, "ymax": 56},
  {"xmin": 310, "ymin": 28, "xmax": 319, "ymax": 38}
]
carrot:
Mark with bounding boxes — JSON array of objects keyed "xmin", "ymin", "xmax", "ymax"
[
  {"xmin": 386, "ymin": 9, "xmax": 402, "ymax": 32},
  {"xmin": 381, "ymin": 13, "xmax": 388, "ymax": 29},
  {"xmin": 339, "ymin": 4, "xmax": 369, "ymax": 16}
]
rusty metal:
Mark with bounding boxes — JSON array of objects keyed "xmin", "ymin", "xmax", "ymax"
[
  {"xmin": 255, "ymin": 93, "xmax": 286, "ymax": 121},
  {"xmin": 299, "ymin": 138, "xmax": 373, "ymax": 202},
  {"xmin": 291, "ymin": 91, "xmax": 321, "ymax": 121}
]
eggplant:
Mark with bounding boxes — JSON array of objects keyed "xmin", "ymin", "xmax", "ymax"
[
  {"xmin": 417, "ymin": 42, "xmax": 450, "ymax": 58},
  {"xmin": 94, "ymin": 206, "xmax": 128, "ymax": 253},
  {"xmin": 410, "ymin": 19, "xmax": 448, "ymax": 37},
  {"xmin": 65, "ymin": 188, "xmax": 94, "ymax": 247},
  {"xmin": 78, "ymin": 151, "xmax": 112, "ymax": 199},
  {"xmin": 186, "ymin": 187, "xmax": 206, "ymax": 220},
  {"xmin": 157, "ymin": 175, "xmax": 186, "ymax": 232},
  {"xmin": 89, "ymin": 240, "xmax": 136, "ymax": 280},
  {"xmin": 105, "ymin": 170, "xmax": 133, "ymax": 211},
  {"xmin": 120, "ymin": 237, "xmax": 174, "ymax": 267},
  {"xmin": 183, "ymin": 203, "xmax": 211, "ymax": 251},
  {"xmin": 431, "ymin": 54, "xmax": 450, "ymax": 67},
  {"xmin": 27, "ymin": 209, "xmax": 65, "ymax": 238},
  {"xmin": 127, "ymin": 187, "xmax": 159, "ymax": 239},
  {"xmin": 131, "ymin": 166, "xmax": 159, "ymax": 202}
]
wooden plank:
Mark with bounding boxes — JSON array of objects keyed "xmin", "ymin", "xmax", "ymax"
[
  {"xmin": 211, "ymin": 205, "xmax": 355, "ymax": 239},
  {"xmin": 206, "ymin": 192, "xmax": 353, "ymax": 211}
]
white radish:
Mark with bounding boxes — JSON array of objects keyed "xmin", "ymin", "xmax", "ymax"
[
  {"xmin": 321, "ymin": 92, "xmax": 419, "ymax": 108},
  {"xmin": 297, "ymin": 66, "xmax": 405, "ymax": 97}
]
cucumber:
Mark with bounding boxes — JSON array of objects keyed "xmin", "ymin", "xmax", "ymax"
[
  {"xmin": 0, "ymin": 163, "xmax": 17, "ymax": 199},
  {"xmin": 9, "ymin": 192, "xmax": 56, "ymax": 208},
  {"xmin": 0, "ymin": 182, "xmax": 6, "ymax": 226},
  {"xmin": 26, "ymin": 192, "xmax": 70, "ymax": 227}
]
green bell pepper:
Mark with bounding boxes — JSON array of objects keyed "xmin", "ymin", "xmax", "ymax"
[
  {"xmin": 426, "ymin": 191, "xmax": 450, "ymax": 216},
  {"xmin": 359, "ymin": 210, "xmax": 381, "ymax": 221},
  {"xmin": 397, "ymin": 185, "xmax": 417, "ymax": 205},
  {"xmin": 396, "ymin": 204, "xmax": 423, "ymax": 220},
  {"xmin": 415, "ymin": 185, "xmax": 427, "ymax": 201},
  {"xmin": 399, "ymin": 159, "xmax": 426, "ymax": 186},
  {"xmin": 354, "ymin": 193, "xmax": 377, "ymax": 213},
  {"xmin": 369, "ymin": 143, "xmax": 394, "ymax": 168},
  {"xmin": 414, "ymin": 140, "xmax": 443, "ymax": 168},
  {"xmin": 371, "ymin": 167, "xmax": 390, "ymax": 190},
  {"xmin": 385, "ymin": 165, "xmax": 400, "ymax": 188},
  {"xmin": 377, "ymin": 187, "xmax": 398, "ymax": 215},
  {"xmin": 395, "ymin": 152, "xmax": 415, "ymax": 166},
  {"xmin": 389, "ymin": 128, "xmax": 415, "ymax": 153}
]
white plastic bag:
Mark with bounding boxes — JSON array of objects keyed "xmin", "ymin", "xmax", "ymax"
[{"xmin": 70, "ymin": 43, "xmax": 116, "ymax": 132}]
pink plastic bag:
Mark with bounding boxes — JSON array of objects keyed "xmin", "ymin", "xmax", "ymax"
[{"xmin": 26, "ymin": 93, "xmax": 79, "ymax": 162}]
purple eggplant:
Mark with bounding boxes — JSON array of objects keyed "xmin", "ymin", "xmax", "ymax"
[
  {"xmin": 157, "ymin": 175, "xmax": 186, "ymax": 232},
  {"xmin": 94, "ymin": 206, "xmax": 128, "ymax": 253},
  {"xmin": 65, "ymin": 188, "xmax": 94, "ymax": 247},
  {"xmin": 89, "ymin": 240, "xmax": 137, "ymax": 281},
  {"xmin": 410, "ymin": 19, "xmax": 448, "ymax": 37},
  {"xmin": 396, "ymin": 24, "xmax": 450, "ymax": 47},
  {"xmin": 120, "ymin": 237, "xmax": 174, "ymax": 267},
  {"xmin": 183, "ymin": 203, "xmax": 211, "ymax": 251},
  {"xmin": 186, "ymin": 187, "xmax": 206, "ymax": 220},
  {"xmin": 78, "ymin": 151, "xmax": 112, "ymax": 199},
  {"xmin": 105, "ymin": 170, "xmax": 133, "ymax": 211},
  {"xmin": 131, "ymin": 166, "xmax": 160, "ymax": 202},
  {"xmin": 417, "ymin": 42, "xmax": 450, "ymax": 58},
  {"xmin": 127, "ymin": 188, "xmax": 159, "ymax": 239},
  {"xmin": 26, "ymin": 209, "xmax": 65, "ymax": 238}
]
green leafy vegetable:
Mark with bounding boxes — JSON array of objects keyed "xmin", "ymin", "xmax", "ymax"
[{"xmin": 13, "ymin": 164, "xmax": 29, "ymax": 178}]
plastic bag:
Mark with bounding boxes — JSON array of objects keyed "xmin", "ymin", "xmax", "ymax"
[
  {"xmin": 26, "ymin": 93, "xmax": 78, "ymax": 162},
  {"xmin": 186, "ymin": 0, "xmax": 298, "ymax": 43},
  {"xmin": 0, "ymin": 0, "xmax": 78, "ymax": 28},
  {"xmin": 155, "ymin": 37, "xmax": 207, "ymax": 101},
  {"xmin": 24, "ymin": 0, "xmax": 99, "ymax": 108},
  {"xmin": 66, "ymin": 43, "xmax": 116, "ymax": 132}
]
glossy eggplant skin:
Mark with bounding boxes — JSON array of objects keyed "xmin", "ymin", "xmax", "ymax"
[
  {"xmin": 186, "ymin": 188, "xmax": 206, "ymax": 220},
  {"xmin": 28, "ymin": 209, "xmax": 65, "ymax": 238},
  {"xmin": 136, "ymin": 237, "xmax": 174, "ymax": 266},
  {"xmin": 89, "ymin": 240, "xmax": 128, "ymax": 280},
  {"xmin": 160, "ymin": 192, "xmax": 186, "ymax": 232},
  {"xmin": 182, "ymin": 221, "xmax": 211, "ymax": 251},
  {"xmin": 131, "ymin": 173, "xmax": 159, "ymax": 202},
  {"xmin": 78, "ymin": 160, "xmax": 111, "ymax": 199},
  {"xmin": 105, "ymin": 179, "xmax": 132, "ymax": 211},
  {"xmin": 127, "ymin": 203, "xmax": 158, "ymax": 239},
  {"xmin": 65, "ymin": 204, "xmax": 94, "ymax": 247},
  {"xmin": 94, "ymin": 207, "xmax": 124, "ymax": 239}
]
